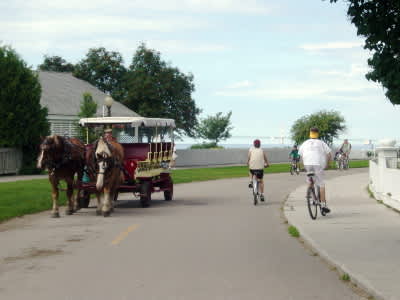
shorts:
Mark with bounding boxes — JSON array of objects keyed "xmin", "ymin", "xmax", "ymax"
[
  {"xmin": 250, "ymin": 169, "xmax": 264, "ymax": 179},
  {"xmin": 304, "ymin": 165, "xmax": 325, "ymax": 187}
]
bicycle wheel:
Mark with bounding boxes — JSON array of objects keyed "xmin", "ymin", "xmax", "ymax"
[
  {"xmin": 253, "ymin": 179, "xmax": 258, "ymax": 205},
  {"xmin": 306, "ymin": 186, "xmax": 318, "ymax": 220},
  {"xmin": 290, "ymin": 165, "xmax": 294, "ymax": 175}
]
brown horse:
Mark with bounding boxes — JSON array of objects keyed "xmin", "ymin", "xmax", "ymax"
[
  {"xmin": 92, "ymin": 136, "xmax": 124, "ymax": 217},
  {"xmin": 37, "ymin": 135, "xmax": 85, "ymax": 217}
]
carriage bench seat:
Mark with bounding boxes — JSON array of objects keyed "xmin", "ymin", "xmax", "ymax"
[{"xmin": 121, "ymin": 143, "xmax": 150, "ymax": 161}]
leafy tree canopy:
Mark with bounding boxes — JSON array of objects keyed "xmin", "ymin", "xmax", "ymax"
[
  {"xmin": 74, "ymin": 47, "xmax": 127, "ymax": 102},
  {"xmin": 196, "ymin": 111, "xmax": 233, "ymax": 145},
  {"xmin": 78, "ymin": 92, "xmax": 97, "ymax": 118},
  {"xmin": 0, "ymin": 46, "xmax": 50, "ymax": 173},
  {"xmin": 77, "ymin": 92, "xmax": 97, "ymax": 143},
  {"xmin": 123, "ymin": 43, "xmax": 201, "ymax": 138},
  {"xmin": 38, "ymin": 55, "xmax": 75, "ymax": 72},
  {"xmin": 290, "ymin": 110, "xmax": 346, "ymax": 146},
  {"xmin": 329, "ymin": 0, "xmax": 400, "ymax": 104}
]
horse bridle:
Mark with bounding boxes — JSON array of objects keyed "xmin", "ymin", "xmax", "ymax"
[{"xmin": 94, "ymin": 139, "xmax": 122, "ymax": 175}]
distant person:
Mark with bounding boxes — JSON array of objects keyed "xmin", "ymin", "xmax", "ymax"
[
  {"xmin": 339, "ymin": 139, "xmax": 352, "ymax": 160},
  {"xmin": 169, "ymin": 145, "xmax": 178, "ymax": 169},
  {"xmin": 299, "ymin": 127, "xmax": 332, "ymax": 213},
  {"xmin": 247, "ymin": 139, "xmax": 270, "ymax": 202},
  {"xmin": 289, "ymin": 145, "xmax": 300, "ymax": 170}
]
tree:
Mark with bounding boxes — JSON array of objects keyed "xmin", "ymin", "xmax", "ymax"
[
  {"xmin": 77, "ymin": 92, "xmax": 97, "ymax": 142},
  {"xmin": 328, "ymin": 0, "xmax": 400, "ymax": 105},
  {"xmin": 196, "ymin": 111, "xmax": 233, "ymax": 145},
  {"xmin": 74, "ymin": 47, "xmax": 127, "ymax": 102},
  {"xmin": 290, "ymin": 110, "xmax": 346, "ymax": 146},
  {"xmin": 38, "ymin": 55, "xmax": 75, "ymax": 72},
  {"xmin": 0, "ymin": 46, "xmax": 50, "ymax": 173},
  {"xmin": 123, "ymin": 43, "xmax": 201, "ymax": 137}
]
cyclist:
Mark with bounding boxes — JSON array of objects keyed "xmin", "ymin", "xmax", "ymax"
[
  {"xmin": 247, "ymin": 139, "xmax": 269, "ymax": 201},
  {"xmin": 289, "ymin": 145, "xmax": 300, "ymax": 171},
  {"xmin": 339, "ymin": 139, "xmax": 352, "ymax": 162},
  {"xmin": 299, "ymin": 127, "xmax": 332, "ymax": 213}
]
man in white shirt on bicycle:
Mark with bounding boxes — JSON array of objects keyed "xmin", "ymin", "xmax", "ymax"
[
  {"xmin": 299, "ymin": 127, "xmax": 332, "ymax": 213},
  {"xmin": 247, "ymin": 139, "xmax": 269, "ymax": 202}
]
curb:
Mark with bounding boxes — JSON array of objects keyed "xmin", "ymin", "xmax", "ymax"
[{"xmin": 283, "ymin": 184, "xmax": 386, "ymax": 300}]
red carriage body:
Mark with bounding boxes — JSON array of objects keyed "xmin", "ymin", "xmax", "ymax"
[{"xmin": 78, "ymin": 117, "xmax": 175, "ymax": 208}]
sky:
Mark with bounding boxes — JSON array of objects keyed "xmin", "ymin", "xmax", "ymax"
[{"xmin": 1, "ymin": 0, "xmax": 399, "ymax": 146}]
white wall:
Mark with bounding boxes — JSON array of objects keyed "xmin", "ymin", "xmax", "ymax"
[
  {"xmin": 369, "ymin": 146, "xmax": 400, "ymax": 210},
  {"xmin": 175, "ymin": 148, "xmax": 368, "ymax": 167},
  {"xmin": 0, "ymin": 148, "xmax": 22, "ymax": 175}
]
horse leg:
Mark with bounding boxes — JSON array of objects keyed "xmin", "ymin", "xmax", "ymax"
[
  {"xmin": 102, "ymin": 187, "xmax": 112, "ymax": 217},
  {"xmin": 50, "ymin": 177, "xmax": 60, "ymax": 218},
  {"xmin": 65, "ymin": 179, "xmax": 74, "ymax": 215},
  {"xmin": 96, "ymin": 192, "xmax": 103, "ymax": 216},
  {"xmin": 74, "ymin": 169, "xmax": 84, "ymax": 212}
]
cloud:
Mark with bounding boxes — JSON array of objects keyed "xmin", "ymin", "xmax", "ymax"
[
  {"xmin": 226, "ymin": 80, "xmax": 254, "ymax": 89},
  {"xmin": 215, "ymin": 66, "xmax": 383, "ymax": 101},
  {"xmin": 300, "ymin": 41, "xmax": 364, "ymax": 51},
  {"xmin": 312, "ymin": 64, "xmax": 371, "ymax": 78},
  {"xmin": 0, "ymin": 16, "xmax": 207, "ymax": 37},
  {"xmin": 4, "ymin": 0, "xmax": 270, "ymax": 15}
]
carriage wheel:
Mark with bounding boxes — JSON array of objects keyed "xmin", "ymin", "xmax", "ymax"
[
  {"xmin": 140, "ymin": 181, "xmax": 152, "ymax": 208},
  {"xmin": 163, "ymin": 176, "xmax": 173, "ymax": 201},
  {"xmin": 78, "ymin": 191, "xmax": 91, "ymax": 208}
]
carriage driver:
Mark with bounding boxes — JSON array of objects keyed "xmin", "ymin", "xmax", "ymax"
[
  {"xmin": 247, "ymin": 139, "xmax": 270, "ymax": 202},
  {"xmin": 104, "ymin": 127, "xmax": 116, "ymax": 142}
]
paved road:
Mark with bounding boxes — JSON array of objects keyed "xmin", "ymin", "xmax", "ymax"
[
  {"xmin": 0, "ymin": 169, "xmax": 367, "ymax": 300},
  {"xmin": 286, "ymin": 172, "xmax": 400, "ymax": 300}
]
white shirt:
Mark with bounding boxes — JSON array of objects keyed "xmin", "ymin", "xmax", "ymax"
[
  {"xmin": 299, "ymin": 139, "xmax": 331, "ymax": 167},
  {"xmin": 248, "ymin": 147, "xmax": 265, "ymax": 170}
]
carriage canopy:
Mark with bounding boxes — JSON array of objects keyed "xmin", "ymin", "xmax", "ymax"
[{"xmin": 79, "ymin": 117, "xmax": 175, "ymax": 128}]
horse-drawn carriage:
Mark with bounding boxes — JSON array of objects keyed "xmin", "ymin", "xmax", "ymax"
[
  {"xmin": 78, "ymin": 116, "xmax": 176, "ymax": 212},
  {"xmin": 37, "ymin": 116, "xmax": 175, "ymax": 217}
]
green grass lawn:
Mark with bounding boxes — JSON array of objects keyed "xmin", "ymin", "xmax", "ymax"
[{"xmin": 0, "ymin": 160, "xmax": 369, "ymax": 223}]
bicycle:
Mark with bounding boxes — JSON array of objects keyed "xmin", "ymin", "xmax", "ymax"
[
  {"xmin": 251, "ymin": 174, "xmax": 261, "ymax": 205},
  {"xmin": 290, "ymin": 159, "xmax": 300, "ymax": 175},
  {"xmin": 306, "ymin": 172, "xmax": 326, "ymax": 220},
  {"xmin": 335, "ymin": 152, "xmax": 345, "ymax": 170}
]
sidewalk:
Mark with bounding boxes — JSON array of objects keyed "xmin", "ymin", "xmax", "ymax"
[
  {"xmin": 285, "ymin": 172, "xmax": 400, "ymax": 300},
  {"xmin": 0, "ymin": 174, "xmax": 48, "ymax": 183}
]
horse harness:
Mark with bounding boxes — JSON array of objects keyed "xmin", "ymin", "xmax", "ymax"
[{"xmin": 43, "ymin": 137, "xmax": 84, "ymax": 176}]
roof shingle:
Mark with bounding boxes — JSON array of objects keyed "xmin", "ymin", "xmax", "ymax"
[{"xmin": 38, "ymin": 71, "xmax": 140, "ymax": 118}]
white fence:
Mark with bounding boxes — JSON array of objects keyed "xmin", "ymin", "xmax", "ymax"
[
  {"xmin": 0, "ymin": 148, "xmax": 22, "ymax": 175},
  {"xmin": 175, "ymin": 148, "xmax": 368, "ymax": 167},
  {"xmin": 369, "ymin": 146, "xmax": 400, "ymax": 210}
]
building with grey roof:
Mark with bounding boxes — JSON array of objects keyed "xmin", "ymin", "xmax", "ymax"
[{"xmin": 38, "ymin": 71, "xmax": 140, "ymax": 136}]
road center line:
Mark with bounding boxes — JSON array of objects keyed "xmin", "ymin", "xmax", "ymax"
[{"xmin": 111, "ymin": 224, "xmax": 139, "ymax": 245}]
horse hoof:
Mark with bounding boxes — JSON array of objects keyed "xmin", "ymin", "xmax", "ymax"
[
  {"xmin": 103, "ymin": 211, "xmax": 111, "ymax": 217},
  {"xmin": 96, "ymin": 210, "xmax": 102, "ymax": 216},
  {"xmin": 51, "ymin": 212, "xmax": 60, "ymax": 218},
  {"xmin": 66, "ymin": 209, "xmax": 74, "ymax": 215}
]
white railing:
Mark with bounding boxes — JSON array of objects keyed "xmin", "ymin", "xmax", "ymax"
[{"xmin": 0, "ymin": 148, "xmax": 22, "ymax": 175}]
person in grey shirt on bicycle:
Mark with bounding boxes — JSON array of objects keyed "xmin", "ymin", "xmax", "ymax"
[{"xmin": 299, "ymin": 127, "xmax": 332, "ymax": 213}]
